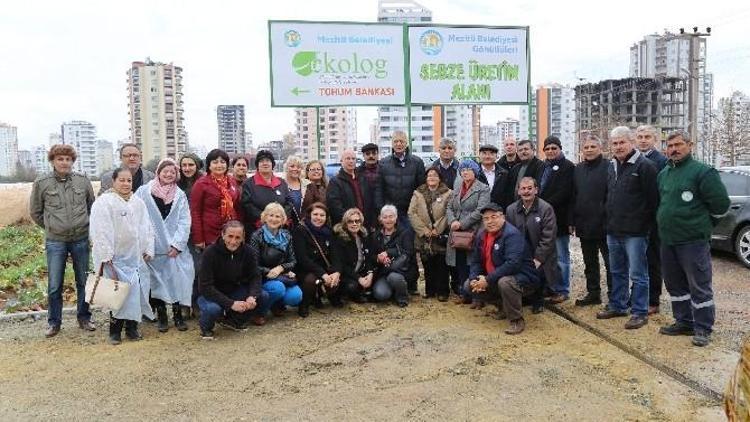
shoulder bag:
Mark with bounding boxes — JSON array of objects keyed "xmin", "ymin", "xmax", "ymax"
[{"xmin": 85, "ymin": 262, "xmax": 130, "ymax": 311}]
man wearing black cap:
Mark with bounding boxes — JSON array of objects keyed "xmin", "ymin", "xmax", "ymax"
[
  {"xmin": 466, "ymin": 203, "xmax": 541, "ymax": 335},
  {"xmin": 477, "ymin": 143, "xmax": 512, "ymax": 209},
  {"xmin": 357, "ymin": 142, "xmax": 380, "ymax": 230},
  {"xmin": 539, "ymin": 135, "xmax": 575, "ymax": 304}
]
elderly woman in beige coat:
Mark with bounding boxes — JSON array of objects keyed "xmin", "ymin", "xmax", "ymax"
[
  {"xmin": 408, "ymin": 167, "xmax": 452, "ymax": 301},
  {"xmin": 446, "ymin": 159, "xmax": 490, "ymax": 303}
]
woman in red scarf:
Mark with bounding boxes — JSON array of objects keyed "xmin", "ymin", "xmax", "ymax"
[{"xmin": 190, "ymin": 149, "xmax": 242, "ymax": 250}]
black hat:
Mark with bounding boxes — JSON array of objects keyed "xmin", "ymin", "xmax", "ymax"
[
  {"xmin": 361, "ymin": 143, "xmax": 379, "ymax": 153},
  {"xmin": 479, "ymin": 144, "xmax": 499, "ymax": 153},
  {"xmin": 480, "ymin": 203, "xmax": 504, "ymax": 214},
  {"xmin": 544, "ymin": 136, "xmax": 562, "ymax": 149},
  {"xmin": 255, "ymin": 150, "xmax": 275, "ymax": 169}
]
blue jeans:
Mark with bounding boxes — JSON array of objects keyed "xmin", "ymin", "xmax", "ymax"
[
  {"xmin": 550, "ymin": 235, "xmax": 571, "ymax": 296},
  {"xmin": 46, "ymin": 238, "xmax": 90, "ymax": 327},
  {"xmin": 606, "ymin": 235, "xmax": 649, "ymax": 317},
  {"xmin": 263, "ymin": 279, "xmax": 303, "ymax": 311},
  {"xmin": 197, "ymin": 286, "xmax": 269, "ymax": 331}
]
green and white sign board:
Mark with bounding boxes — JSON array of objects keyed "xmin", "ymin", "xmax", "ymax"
[
  {"xmin": 269, "ymin": 21, "xmax": 408, "ymax": 106},
  {"xmin": 408, "ymin": 25, "xmax": 530, "ymax": 104}
]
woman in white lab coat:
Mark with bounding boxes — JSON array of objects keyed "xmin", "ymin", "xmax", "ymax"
[
  {"xmin": 90, "ymin": 167, "xmax": 155, "ymax": 345},
  {"xmin": 135, "ymin": 158, "xmax": 194, "ymax": 333}
]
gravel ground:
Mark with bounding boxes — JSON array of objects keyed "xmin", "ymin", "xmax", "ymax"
[{"xmin": 0, "ymin": 237, "xmax": 745, "ymax": 420}]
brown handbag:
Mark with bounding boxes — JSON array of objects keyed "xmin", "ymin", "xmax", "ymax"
[{"xmin": 450, "ymin": 230, "xmax": 475, "ymax": 251}]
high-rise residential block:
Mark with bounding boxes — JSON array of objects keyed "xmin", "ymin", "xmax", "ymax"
[
  {"xmin": 127, "ymin": 58, "xmax": 187, "ymax": 162},
  {"xmin": 630, "ymin": 32, "xmax": 713, "ymax": 159},
  {"xmin": 32, "ymin": 145, "xmax": 49, "ymax": 175},
  {"xmin": 520, "ymin": 85, "xmax": 576, "ymax": 161},
  {"xmin": 217, "ymin": 105, "xmax": 246, "ymax": 154},
  {"xmin": 498, "ymin": 118, "xmax": 521, "ymax": 142},
  {"xmin": 0, "ymin": 122, "xmax": 19, "ymax": 177},
  {"xmin": 97, "ymin": 139, "xmax": 114, "ymax": 174},
  {"xmin": 294, "ymin": 107, "xmax": 357, "ymax": 163},
  {"xmin": 61, "ymin": 121, "xmax": 98, "ymax": 176}
]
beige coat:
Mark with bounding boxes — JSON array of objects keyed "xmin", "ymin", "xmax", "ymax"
[{"xmin": 408, "ymin": 183, "xmax": 452, "ymax": 255}]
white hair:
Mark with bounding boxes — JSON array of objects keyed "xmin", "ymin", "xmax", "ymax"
[
  {"xmin": 379, "ymin": 204, "xmax": 398, "ymax": 219},
  {"xmin": 610, "ymin": 126, "xmax": 634, "ymax": 141},
  {"xmin": 636, "ymin": 125, "xmax": 659, "ymax": 138}
]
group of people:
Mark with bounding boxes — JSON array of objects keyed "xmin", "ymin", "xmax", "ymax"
[{"xmin": 29, "ymin": 125, "xmax": 729, "ymax": 346}]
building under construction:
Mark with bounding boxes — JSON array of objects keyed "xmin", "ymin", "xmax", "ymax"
[{"xmin": 575, "ymin": 77, "xmax": 686, "ymax": 156}]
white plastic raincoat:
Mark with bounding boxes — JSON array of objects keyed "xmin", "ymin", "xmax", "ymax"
[
  {"xmin": 135, "ymin": 182, "xmax": 194, "ymax": 306},
  {"xmin": 90, "ymin": 192, "xmax": 155, "ymax": 321}
]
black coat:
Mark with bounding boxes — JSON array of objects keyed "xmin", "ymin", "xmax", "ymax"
[
  {"xmin": 571, "ymin": 155, "xmax": 609, "ymax": 239},
  {"xmin": 292, "ymin": 224, "xmax": 334, "ymax": 279},
  {"xmin": 539, "ymin": 157, "xmax": 575, "ymax": 236},
  {"xmin": 326, "ymin": 168, "xmax": 372, "ymax": 227},
  {"xmin": 198, "ymin": 239, "xmax": 261, "ymax": 309},
  {"xmin": 476, "ymin": 163, "xmax": 513, "ymax": 209},
  {"xmin": 606, "ymin": 150, "xmax": 659, "ymax": 237},
  {"xmin": 509, "ymin": 157, "xmax": 545, "ymax": 198},
  {"xmin": 371, "ymin": 225, "xmax": 414, "ymax": 278},
  {"xmin": 375, "ymin": 149, "xmax": 426, "ymax": 215},
  {"xmin": 241, "ymin": 174, "xmax": 291, "ymax": 229},
  {"xmin": 497, "ymin": 154, "xmax": 521, "ymax": 172},
  {"xmin": 247, "ymin": 228, "xmax": 296, "ymax": 279},
  {"xmin": 643, "ymin": 148, "xmax": 668, "ymax": 172},
  {"xmin": 331, "ymin": 228, "xmax": 375, "ymax": 282}
]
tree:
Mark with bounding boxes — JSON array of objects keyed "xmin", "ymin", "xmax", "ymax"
[{"xmin": 711, "ymin": 92, "xmax": 750, "ymax": 167}]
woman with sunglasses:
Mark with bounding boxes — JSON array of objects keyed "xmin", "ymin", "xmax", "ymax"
[{"xmin": 332, "ymin": 208, "xmax": 374, "ymax": 304}]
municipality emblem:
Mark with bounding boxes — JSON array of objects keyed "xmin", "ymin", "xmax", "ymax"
[
  {"xmin": 284, "ymin": 30, "xmax": 301, "ymax": 47},
  {"xmin": 420, "ymin": 30, "xmax": 443, "ymax": 56}
]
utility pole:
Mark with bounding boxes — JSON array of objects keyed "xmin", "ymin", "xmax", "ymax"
[{"xmin": 678, "ymin": 27, "xmax": 711, "ymax": 156}]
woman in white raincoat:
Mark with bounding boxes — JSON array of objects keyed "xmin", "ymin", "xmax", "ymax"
[
  {"xmin": 135, "ymin": 158, "xmax": 194, "ymax": 333},
  {"xmin": 90, "ymin": 167, "xmax": 155, "ymax": 345}
]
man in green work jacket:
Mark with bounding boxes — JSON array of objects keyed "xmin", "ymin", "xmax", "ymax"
[{"xmin": 656, "ymin": 131, "xmax": 730, "ymax": 347}]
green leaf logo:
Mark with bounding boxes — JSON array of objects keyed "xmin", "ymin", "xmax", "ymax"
[{"xmin": 292, "ymin": 51, "xmax": 316, "ymax": 76}]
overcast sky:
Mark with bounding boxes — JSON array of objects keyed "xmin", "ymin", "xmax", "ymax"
[{"xmin": 1, "ymin": 0, "xmax": 749, "ymax": 150}]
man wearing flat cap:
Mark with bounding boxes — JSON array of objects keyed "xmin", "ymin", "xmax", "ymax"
[
  {"xmin": 357, "ymin": 142, "xmax": 380, "ymax": 230},
  {"xmin": 539, "ymin": 135, "xmax": 575, "ymax": 304},
  {"xmin": 477, "ymin": 144, "xmax": 512, "ymax": 210},
  {"xmin": 466, "ymin": 203, "xmax": 541, "ymax": 335}
]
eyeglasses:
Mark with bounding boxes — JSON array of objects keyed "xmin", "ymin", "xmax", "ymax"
[
  {"xmin": 347, "ymin": 219, "xmax": 362, "ymax": 224},
  {"xmin": 122, "ymin": 153, "xmax": 140, "ymax": 159},
  {"xmin": 308, "ymin": 167, "xmax": 322, "ymax": 172}
]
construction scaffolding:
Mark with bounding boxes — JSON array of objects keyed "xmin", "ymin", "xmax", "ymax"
[{"xmin": 575, "ymin": 77, "xmax": 686, "ymax": 157}]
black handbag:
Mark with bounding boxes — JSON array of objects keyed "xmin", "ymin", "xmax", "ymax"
[{"xmin": 425, "ymin": 197, "xmax": 448, "ymax": 247}]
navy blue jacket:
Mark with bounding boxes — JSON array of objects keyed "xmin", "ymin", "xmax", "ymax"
[
  {"xmin": 468, "ymin": 222, "xmax": 540, "ymax": 287},
  {"xmin": 643, "ymin": 148, "xmax": 668, "ymax": 172}
]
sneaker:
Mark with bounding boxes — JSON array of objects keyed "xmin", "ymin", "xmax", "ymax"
[
  {"xmin": 546, "ymin": 294, "xmax": 568, "ymax": 304},
  {"xmin": 596, "ymin": 309, "xmax": 628, "ymax": 319},
  {"xmin": 504, "ymin": 318, "xmax": 525, "ymax": 335},
  {"xmin": 624, "ymin": 315, "xmax": 648, "ymax": 329},
  {"xmin": 659, "ymin": 322, "xmax": 695, "ymax": 336},
  {"xmin": 397, "ymin": 301, "xmax": 409, "ymax": 308},
  {"xmin": 45, "ymin": 325, "xmax": 61, "ymax": 338},
  {"xmin": 575, "ymin": 294, "xmax": 602, "ymax": 307},
  {"xmin": 648, "ymin": 305, "xmax": 660, "ymax": 315},
  {"xmin": 200, "ymin": 329, "xmax": 215, "ymax": 340},
  {"xmin": 437, "ymin": 294, "xmax": 449, "ymax": 302},
  {"xmin": 692, "ymin": 331, "xmax": 711, "ymax": 347},
  {"xmin": 218, "ymin": 319, "xmax": 248, "ymax": 332}
]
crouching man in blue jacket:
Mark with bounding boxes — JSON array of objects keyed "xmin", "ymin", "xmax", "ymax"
[{"xmin": 465, "ymin": 203, "xmax": 541, "ymax": 335}]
